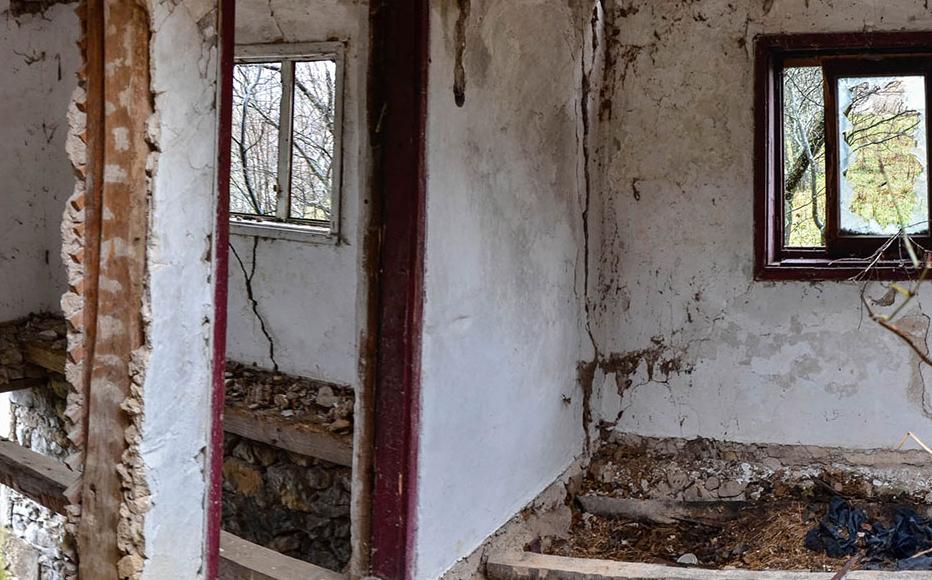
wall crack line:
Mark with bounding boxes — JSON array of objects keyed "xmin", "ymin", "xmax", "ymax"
[{"xmin": 230, "ymin": 237, "xmax": 279, "ymax": 372}]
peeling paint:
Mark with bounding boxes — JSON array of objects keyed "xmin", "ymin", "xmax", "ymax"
[{"xmin": 8, "ymin": 0, "xmax": 76, "ymax": 19}]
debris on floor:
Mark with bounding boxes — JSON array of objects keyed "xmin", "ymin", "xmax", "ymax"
[
  {"xmin": 224, "ymin": 361, "xmax": 354, "ymax": 434},
  {"xmin": 805, "ymin": 497, "xmax": 932, "ymax": 570},
  {"xmin": 222, "ymin": 362, "xmax": 355, "ymax": 569},
  {"xmin": 540, "ymin": 434, "xmax": 932, "ymax": 572}
]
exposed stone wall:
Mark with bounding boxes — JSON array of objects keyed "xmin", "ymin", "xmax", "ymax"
[
  {"xmin": 60, "ymin": 4, "xmax": 89, "ymax": 580},
  {"xmin": 0, "ymin": 315, "xmax": 75, "ymax": 580},
  {"xmin": 222, "ymin": 435, "xmax": 351, "ymax": 571}
]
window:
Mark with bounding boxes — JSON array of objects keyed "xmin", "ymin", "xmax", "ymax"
[
  {"xmin": 755, "ymin": 34, "xmax": 932, "ymax": 280},
  {"xmin": 230, "ymin": 43, "xmax": 344, "ymax": 240}
]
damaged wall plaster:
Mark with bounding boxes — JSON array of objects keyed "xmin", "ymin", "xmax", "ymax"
[
  {"xmin": 9, "ymin": 0, "xmax": 75, "ymax": 18},
  {"xmin": 135, "ymin": 0, "xmax": 220, "ymax": 578},
  {"xmin": 227, "ymin": 0, "xmax": 370, "ymax": 390},
  {"xmin": 415, "ymin": 1, "xmax": 607, "ymax": 578},
  {"xmin": 0, "ymin": 0, "xmax": 79, "ymax": 321},
  {"xmin": 594, "ymin": 0, "xmax": 932, "ymax": 450}
]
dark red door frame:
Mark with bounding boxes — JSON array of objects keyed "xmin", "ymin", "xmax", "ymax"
[
  {"xmin": 367, "ymin": 0, "xmax": 430, "ymax": 578},
  {"xmin": 205, "ymin": 0, "xmax": 429, "ymax": 577},
  {"xmin": 205, "ymin": 0, "xmax": 234, "ymax": 577}
]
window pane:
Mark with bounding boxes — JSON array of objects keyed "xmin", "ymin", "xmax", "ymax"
[
  {"xmin": 231, "ymin": 62, "xmax": 282, "ymax": 217},
  {"xmin": 783, "ymin": 66, "xmax": 827, "ymax": 247},
  {"xmin": 290, "ymin": 60, "xmax": 337, "ymax": 223},
  {"xmin": 838, "ymin": 75, "xmax": 928, "ymax": 235}
]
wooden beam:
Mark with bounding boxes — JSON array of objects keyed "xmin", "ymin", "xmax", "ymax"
[
  {"xmin": 218, "ymin": 531, "xmax": 346, "ymax": 580},
  {"xmin": 577, "ymin": 495, "xmax": 747, "ymax": 525},
  {"xmin": 368, "ymin": 0, "xmax": 430, "ymax": 575},
  {"xmin": 0, "ymin": 378, "xmax": 46, "ymax": 394},
  {"xmin": 0, "ymin": 439, "xmax": 76, "ymax": 515},
  {"xmin": 77, "ymin": 0, "xmax": 153, "ymax": 576},
  {"xmin": 485, "ymin": 552, "xmax": 901, "ymax": 580},
  {"xmin": 22, "ymin": 343, "xmax": 66, "ymax": 375},
  {"xmin": 223, "ymin": 406, "xmax": 353, "ymax": 467}
]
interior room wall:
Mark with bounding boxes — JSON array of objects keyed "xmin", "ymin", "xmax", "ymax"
[
  {"xmin": 0, "ymin": 0, "xmax": 79, "ymax": 321},
  {"xmin": 226, "ymin": 0, "xmax": 370, "ymax": 388},
  {"xmin": 414, "ymin": 1, "xmax": 606, "ymax": 577},
  {"xmin": 0, "ymin": 2, "xmax": 80, "ymax": 577},
  {"xmin": 594, "ymin": 0, "xmax": 932, "ymax": 450}
]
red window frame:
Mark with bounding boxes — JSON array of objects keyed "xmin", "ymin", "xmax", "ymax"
[{"xmin": 755, "ymin": 33, "xmax": 932, "ymax": 280}]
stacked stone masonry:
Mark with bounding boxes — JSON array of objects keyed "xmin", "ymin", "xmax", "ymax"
[
  {"xmin": 222, "ymin": 362, "xmax": 354, "ymax": 572},
  {"xmin": 0, "ymin": 315, "xmax": 74, "ymax": 580},
  {"xmin": 222, "ymin": 435, "xmax": 352, "ymax": 571}
]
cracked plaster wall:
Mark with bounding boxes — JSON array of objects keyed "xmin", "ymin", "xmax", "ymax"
[
  {"xmin": 0, "ymin": 0, "xmax": 79, "ymax": 321},
  {"xmin": 415, "ymin": 1, "xmax": 607, "ymax": 578},
  {"xmin": 136, "ymin": 1, "xmax": 220, "ymax": 578},
  {"xmin": 227, "ymin": 0, "xmax": 370, "ymax": 390},
  {"xmin": 595, "ymin": 0, "xmax": 932, "ymax": 450}
]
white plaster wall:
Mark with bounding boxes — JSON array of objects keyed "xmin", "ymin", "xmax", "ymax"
[
  {"xmin": 414, "ymin": 2, "xmax": 599, "ymax": 578},
  {"xmin": 0, "ymin": 1, "xmax": 79, "ymax": 320},
  {"xmin": 139, "ymin": 1, "xmax": 219, "ymax": 577},
  {"xmin": 226, "ymin": 0, "xmax": 369, "ymax": 387},
  {"xmin": 597, "ymin": 0, "xmax": 932, "ymax": 451}
]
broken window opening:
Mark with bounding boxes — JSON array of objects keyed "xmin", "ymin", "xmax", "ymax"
[
  {"xmin": 756, "ymin": 34, "xmax": 932, "ymax": 279},
  {"xmin": 231, "ymin": 43, "xmax": 344, "ymax": 239},
  {"xmin": 837, "ymin": 75, "xmax": 928, "ymax": 237}
]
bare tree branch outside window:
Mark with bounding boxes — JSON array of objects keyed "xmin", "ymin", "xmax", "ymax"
[
  {"xmin": 231, "ymin": 63, "xmax": 281, "ymax": 217},
  {"xmin": 783, "ymin": 66, "xmax": 827, "ymax": 247},
  {"xmin": 230, "ymin": 47, "xmax": 342, "ymax": 233}
]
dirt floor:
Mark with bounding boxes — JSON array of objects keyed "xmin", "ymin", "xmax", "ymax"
[
  {"xmin": 542, "ymin": 441, "xmax": 932, "ymax": 572},
  {"xmin": 547, "ymin": 500, "xmax": 845, "ymax": 571}
]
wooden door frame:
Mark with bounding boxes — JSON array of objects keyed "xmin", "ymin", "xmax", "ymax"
[
  {"xmin": 366, "ymin": 0, "xmax": 430, "ymax": 578},
  {"xmin": 204, "ymin": 0, "xmax": 430, "ymax": 578},
  {"xmin": 205, "ymin": 0, "xmax": 235, "ymax": 578}
]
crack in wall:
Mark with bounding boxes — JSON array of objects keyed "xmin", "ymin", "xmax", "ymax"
[
  {"xmin": 577, "ymin": 0, "xmax": 621, "ymax": 453},
  {"xmin": 230, "ymin": 238, "xmax": 279, "ymax": 372},
  {"xmin": 266, "ymin": 0, "xmax": 286, "ymax": 43},
  {"xmin": 902, "ymin": 307, "xmax": 932, "ymax": 421},
  {"xmin": 578, "ymin": 6, "xmax": 598, "ymax": 455}
]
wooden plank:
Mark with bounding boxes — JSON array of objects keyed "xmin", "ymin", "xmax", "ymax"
[
  {"xmin": 577, "ymin": 495, "xmax": 747, "ymax": 525},
  {"xmin": 223, "ymin": 406, "xmax": 353, "ymax": 467},
  {"xmin": 77, "ymin": 0, "xmax": 153, "ymax": 577},
  {"xmin": 485, "ymin": 552, "xmax": 932, "ymax": 580},
  {"xmin": 0, "ymin": 439, "xmax": 75, "ymax": 515},
  {"xmin": 0, "ymin": 378, "xmax": 46, "ymax": 394},
  {"xmin": 22, "ymin": 343, "xmax": 66, "ymax": 375},
  {"xmin": 218, "ymin": 530, "xmax": 346, "ymax": 580}
]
